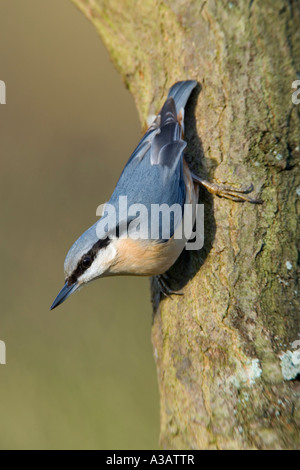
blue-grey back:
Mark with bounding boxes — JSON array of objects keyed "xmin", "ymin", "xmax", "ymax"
[
  {"xmin": 65, "ymin": 80, "xmax": 198, "ymax": 273},
  {"xmin": 107, "ymin": 80, "xmax": 197, "ymax": 239}
]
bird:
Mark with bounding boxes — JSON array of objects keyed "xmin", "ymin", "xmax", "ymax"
[{"xmin": 51, "ymin": 80, "xmax": 261, "ymax": 310}]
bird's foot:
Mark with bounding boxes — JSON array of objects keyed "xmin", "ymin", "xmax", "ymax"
[
  {"xmin": 191, "ymin": 172, "xmax": 263, "ymax": 204},
  {"xmin": 155, "ymin": 274, "xmax": 184, "ymax": 298}
]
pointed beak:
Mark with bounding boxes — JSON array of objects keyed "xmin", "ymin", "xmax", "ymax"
[{"xmin": 50, "ymin": 282, "xmax": 78, "ymax": 311}]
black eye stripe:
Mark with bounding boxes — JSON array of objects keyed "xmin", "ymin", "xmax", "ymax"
[
  {"xmin": 67, "ymin": 237, "xmax": 110, "ymax": 285},
  {"xmin": 67, "ymin": 221, "xmax": 132, "ymax": 285}
]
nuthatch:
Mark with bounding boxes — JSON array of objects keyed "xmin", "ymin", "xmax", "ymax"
[{"xmin": 51, "ymin": 80, "xmax": 260, "ymax": 310}]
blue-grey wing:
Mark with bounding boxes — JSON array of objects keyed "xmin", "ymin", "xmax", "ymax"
[
  {"xmin": 150, "ymin": 97, "xmax": 186, "ymax": 172},
  {"xmin": 121, "ymin": 80, "xmax": 197, "ymax": 171},
  {"xmin": 107, "ymin": 81, "xmax": 197, "ymax": 240},
  {"xmin": 110, "ymin": 98, "xmax": 185, "ymax": 198}
]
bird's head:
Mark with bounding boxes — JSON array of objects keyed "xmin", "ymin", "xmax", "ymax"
[{"xmin": 50, "ymin": 222, "xmax": 118, "ymax": 310}]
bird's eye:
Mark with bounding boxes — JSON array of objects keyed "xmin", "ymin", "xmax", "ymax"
[{"xmin": 82, "ymin": 256, "xmax": 92, "ymax": 268}]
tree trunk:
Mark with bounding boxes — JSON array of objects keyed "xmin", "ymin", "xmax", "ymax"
[{"xmin": 72, "ymin": 0, "xmax": 300, "ymax": 449}]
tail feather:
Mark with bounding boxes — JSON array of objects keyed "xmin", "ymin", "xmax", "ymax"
[
  {"xmin": 160, "ymin": 97, "xmax": 177, "ymax": 127},
  {"xmin": 167, "ymin": 80, "xmax": 197, "ymax": 113}
]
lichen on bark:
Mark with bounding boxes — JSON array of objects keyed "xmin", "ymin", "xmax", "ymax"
[{"xmin": 72, "ymin": 0, "xmax": 300, "ymax": 449}]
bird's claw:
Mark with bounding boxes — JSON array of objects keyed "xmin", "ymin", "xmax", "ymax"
[
  {"xmin": 155, "ymin": 275, "xmax": 184, "ymax": 298},
  {"xmin": 191, "ymin": 173, "xmax": 262, "ymax": 204}
]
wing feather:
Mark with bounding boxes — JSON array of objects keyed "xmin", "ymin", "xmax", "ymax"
[{"xmin": 150, "ymin": 97, "xmax": 184, "ymax": 170}]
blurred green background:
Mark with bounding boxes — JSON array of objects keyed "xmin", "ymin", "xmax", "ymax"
[{"xmin": 0, "ymin": 0, "xmax": 159, "ymax": 449}]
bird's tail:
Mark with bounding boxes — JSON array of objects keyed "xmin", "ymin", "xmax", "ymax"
[{"xmin": 167, "ymin": 80, "xmax": 197, "ymax": 113}]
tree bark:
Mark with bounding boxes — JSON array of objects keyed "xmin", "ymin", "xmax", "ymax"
[{"xmin": 72, "ymin": 0, "xmax": 300, "ymax": 449}]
